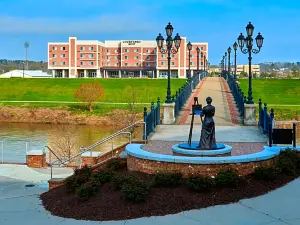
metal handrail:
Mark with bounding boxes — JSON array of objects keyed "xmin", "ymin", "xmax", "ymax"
[
  {"xmin": 45, "ymin": 146, "xmax": 64, "ymax": 164},
  {"xmin": 48, "ymin": 121, "xmax": 145, "ymax": 178},
  {"xmin": 0, "ymin": 140, "xmax": 31, "ymax": 164}
]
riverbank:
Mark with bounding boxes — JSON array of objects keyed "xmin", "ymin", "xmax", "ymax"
[{"xmin": 0, "ymin": 106, "xmax": 143, "ymax": 126}]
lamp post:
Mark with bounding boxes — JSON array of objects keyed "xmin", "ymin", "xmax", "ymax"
[
  {"xmin": 22, "ymin": 61, "xmax": 25, "ymax": 78},
  {"xmin": 224, "ymin": 52, "xmax": 227, "ymax": 71},
  {"xmin": 237, "ymin": 22, "xmax": 264, "ymax": 104},
  {"xmin": 203, "ymin": 55, "xmax": 206, "ymax": 71},
  {"xmin": 156, "ymin": 22, "xmax": 181, "ymax": 103},
  {"xmin": 196, "ymin": 47, "xmax": 200, "ymax": 75},
  {"xmin": 187, "ymin": 41, "xmax": 192, "ymax": 79},
  {"xmin": 227, "ymin": 47, "xmax": 231, "ymax": 76},
  {"xmin": 222, "ymin": 55, "xmax": 225, "ymax": 71},
  {"xmin": 233, "ymin": 42, "xmax": 238, "ymax": 80},
  {"xmin": 200, "ymin": 52, "xmax": 203, "ymax": 70}
]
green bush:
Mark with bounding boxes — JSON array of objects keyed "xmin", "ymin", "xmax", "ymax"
[
  {"xmin": 74, "ymin": 165, "xmax": 92, "ymax": 177},
  {"xmin": 186, "ymin": 176, "xmax": 215, "ymax": 192},
  {"xmin": 65, "ymin": 176, "xmax": 81, "ymax": 193},
  {"xmin": 92, "ymin": 170, "xmax": 113, "ymax": 185},
  {"xmin": 252, "ymin": 167, "xmax": 278, "ymax": 181},
  {"xmin": 112, "ymin": 173, "xmax": 137, "ymax": 189},
  {"xmin": 275, "ymin": 149, "xmax": 300, "ymax": 176},
  {"xmin": 153, "ymin": 172, "xmax": 182, "ymax": 187},
  {"xmin": 121, "ymin": 180, "xmax": 149, "ymax": 202},
  {"xmin": 76, "ymin": 181, "xmax": 98, "ymax": 201},
  {"xmin": 215, "ymin": 169, "xmax": 240, "ymax": 188},
  {"xmin": 66, "ymin": 166, "xmax": 92, "ymax": 193},
  {"xmin": 107, "ymin": 159, "xmax": 126, "ymax": 171}
]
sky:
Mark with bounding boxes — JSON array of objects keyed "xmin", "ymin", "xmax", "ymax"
[{"xmin": 0, "ymin": 0, "xmax": 299, "ymax": 65}]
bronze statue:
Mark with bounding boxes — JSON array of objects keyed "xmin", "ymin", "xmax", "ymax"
[{"xmin": 197, "ymin": 96, "xmax": 216, "ymax": 149}]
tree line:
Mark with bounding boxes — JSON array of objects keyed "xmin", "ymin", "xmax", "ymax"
[{"xmin": 0, "ymin": 59, "xmax": 48, "ymax": 74}]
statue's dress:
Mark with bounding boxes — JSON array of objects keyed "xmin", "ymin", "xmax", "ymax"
[{"xmin": 199, "ymin": 104, "xmax": 216, "ymax": 149}]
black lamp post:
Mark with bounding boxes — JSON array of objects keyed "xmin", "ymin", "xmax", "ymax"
[
  {"xmin": 187, "ymin": 41, "xmax": 192, "ymax": 79},
  {"xmin": 200, "ymin": 52, "xmax": 203, "ymax": 70},
  {"xmin": 203, "ymin": 55, "xmax": 206, "ymax": 71},
  {"xmin": 227, "ymin": 47, "xmax": 231, "ymax": 75},
  {"xmin": 233, "ymin": 42, "xmax": 238, "ymax": 80},
  {"xmin": 196, "ymin": 47, "xmax": 200, "ymax": 75},
  {"xmin": 224, "ymin": 52, "xmax": 227, "ymax": 71},
  {"xmin": 222, "ymin": 56, "xmax": 225, "ymax": 71},
  {"xmin": 237, "ymin": 22, "xmax": 264, "ymax": 104},
  {"xmin": 156, "ymin": 22, "xmax": 181, "ymax": 103}
]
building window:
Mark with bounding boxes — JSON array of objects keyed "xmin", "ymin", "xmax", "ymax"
[
  {"xmin": 134, "ymin": 56, "xmax": 139, "ymax": 60},
  {"xmin": 89, "ymin": 54, "xmax": 94, "ymax": 58},
  {"xmin": 61, "ymin": 62, "xmax": 65, "ymax": 65},
  {"xmin": 134, "ymin": 49, "xmax": 139, "ymax": 53},
  {"xmin": 125, "ymin": 49, "xmax": 129, "ymax": 53},
  {"xmin": 52, "ymin": 54, "xmax": 57, "ymax": 58},
  {"xmin": 52, "ymin": 61, "xmax": 56, "ymax": 65},
  {"xmin": 89, "ymin": 62, "xmax": 94, "ymax": 65},
  {"xmin": 201, "ymin": 47, "xmax": 203, "ymax": 50},
  {"xmin": 89, "ymin": 46, "xmax": 94, "ymax": 50},
  {"xmin": 80, "ymin": 54, "xmax": 85, "ymax": 58},
  {"xmin": 146, "ymin": 63, "xmax": 150, "ymax": 67},
  {"xmin": 115, "ymin": 49, "xmax": 118, "ymax": 53},
  {"xmin": 190, "ymin": 54, "xmax": 194, "ymax": 58},
  {"xmin": 146, "ymin": 49, "xmax": 150, "ymax": 53},
  {"xmin": 80, "ymin": 46, "xmax": 85, "ymax": 51},
  {"xmin": 161, "ymin": 62, "xmax": 166, "ymax": 66},
  {"xmin": 125, "ymin": 63, "xmax": 129, "ymax": 67},
  {"xmin": 107, "ymin": 56, "xmax": 110, "ymax": 60},
  {"xmin": 171, "ymin": 62, "xmax": 175, "ymax": 66},
  {"xmin": 135, "ymin": 63, "xmax": 139, "ymax": 66},
  {"xmin": 107, "ymin": 63, "xmax": 110, "ymax": 66},
  {"xmin": 171, "ymin": 54, "xmax": 175, "ymax": 58},
  {"xmin": 146, "ymin": 56, "xmax": 150, "ymax": 60},
  {"xmin": 190, "ymin": 62, "xmax": 194, "ymax": 66},
  {"xmin": 114, "ymin": 63, "xmax": 118, "ymax": 66},
  {"xmin": 60, "ymin": 46, "xmax": 65, "ymax": 50},
  {"xmin": 52, "ymin": 46, "xmax": 57, "ymax": 50},
  {"xmin": 162, "ymin": 54, "xmax": 166, "ymax": 58},
  {"xmin": 115, "ymin": 56, "xmax": 118, "ymax": 60},
  {"xmin": 80, "ymin": 62, "xmax": 84, "ymax": 65},
  {"xmin": 125, "ymin": 56, "xmax": 129, "ymax": 59},
  {"xmin": 107, "ymin": 49, "xmax": 110, "ymax": 53},
  {"xmin": 61, "ymin": 54, "xmax": 65, "ymax": 58}
]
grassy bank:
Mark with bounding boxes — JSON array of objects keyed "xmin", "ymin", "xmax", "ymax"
[{"xmin": 239, "ymin": 79, "xmax": 300, "ymax": 120}]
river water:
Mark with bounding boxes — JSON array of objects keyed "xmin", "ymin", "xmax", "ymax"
[{"xmin": 0, "ymin": 122, "xmax": 136, "ymax": 164}]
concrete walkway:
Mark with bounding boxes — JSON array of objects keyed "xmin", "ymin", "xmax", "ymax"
[
  {"xmin": 0, "ymin": 170, "xmax": 299, "ymax": 225},
  {"xmin": 177, "ymin": 77, "xmax": 240, "ymax": 126}
]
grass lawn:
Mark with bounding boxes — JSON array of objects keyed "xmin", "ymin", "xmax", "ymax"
[
  {"xmin": 239, "ymin": 79, "xmax": 300, "ymax": 120},
  {"xmin": 0, "ymin": 78, "xmax": 186, "ymax": 103},
  {"xmin": 239, "ymin": 79, "xmax": 300, "ymax": 105}
]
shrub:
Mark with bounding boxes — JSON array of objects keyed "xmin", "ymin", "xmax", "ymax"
[
  {"xmin": 74, "ymin": 165, "xmax": 92, "ymax": 178},
  {"xmin": 215, "ymin": 169, "xmax": 240, "ymax": 188},
  {"xmin": 92, "ymin": 170, "xmax": 113, "ymax": 185},
  {"xmin": 153, "ymin": 172, "xmax": 182, "ymax": 187},
  {"xmin": 112, "ymin": 173, "xmax": 137, "ymax": 189},
  {"xmin": 186, "ymin": 176, "xmax": 215, "ymax": 192},
  {"xmin": 76, "ymin": 181, "xmax": 98, "ymax": 201},
  {"xmin": 65, "ymin": 176, "xmax": 81, "ymax": 193},
  {"xmin": 121, "ymin": 180, "xmax": 149, "ymax": 202},
  {"xmin": 252, "ymin": 167, "xmax": 278, "ymax": 181},
  {"xmin": 107, "ymin": 159, "xmax": 125, "ymax": 171},
  {"xmin": 275, "ymin": 149, "xmax": 300, "ymax": 176},
  {"xmin": 66, "ymin": 166, "xmax": 92, "ymax": 193}
]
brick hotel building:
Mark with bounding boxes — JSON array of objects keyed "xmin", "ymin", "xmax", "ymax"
[{"xmin": 48, "ymin": 37, "xmax": 208, "ymax": 78}]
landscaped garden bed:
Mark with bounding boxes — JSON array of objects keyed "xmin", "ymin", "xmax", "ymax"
[{"xmin": 40, "ymin": 150, "xmax": 300, "ymax": 221}]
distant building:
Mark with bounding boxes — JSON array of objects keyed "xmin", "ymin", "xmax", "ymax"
[
  {"xmin": 0, "ymin": 70, "xmax": 51, "ymax": 78},
  {"xmin": 296, "ymin": 62, "xmax": 300, "ymax": 66},
  {"xmin": 48, "ymin": 37, "xmax": 208, "ymax": 79},
  {"xmin": 236, "ymin": 64, "xmax": 260, "ymax": 76}
]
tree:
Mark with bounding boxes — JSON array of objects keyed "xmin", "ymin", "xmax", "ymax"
[
  {"xmin": 291, "ymin": 65, "xmax": 299, "ymax": 78},
  {"xmin": 74, "ymin": 82, "xmax": 105, "ymax": 112}
]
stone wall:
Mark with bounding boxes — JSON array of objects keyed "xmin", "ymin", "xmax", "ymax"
[
  {"xmin": 26, "ymin": 153, "xmax": 46, "ymax": 168},
  {"xmin": 127, "ymin": 155, "xmax": 275, "ymax": 177}
]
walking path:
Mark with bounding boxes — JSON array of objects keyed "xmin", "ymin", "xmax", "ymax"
[{"xmin": 177, "ymin": 77, "xmax": 240, "ymax": 125}]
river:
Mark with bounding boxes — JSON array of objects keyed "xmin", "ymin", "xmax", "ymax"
[{"xmin": 0, "ymin": 122, "xmax": 137, "ymax": 164}]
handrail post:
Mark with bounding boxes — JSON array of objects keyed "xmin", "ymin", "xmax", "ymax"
[
  {"xmin": 157, "ymin": 97, "xmax": 161, "ymax": 125},
  {"xmin": 293, "ymin": 123, "xmax": 296, "ymax": 148},
  {"xmin": 143, "ymin": 107, "xmax": 147, "ymax": 140},
  {"xmin": 263, "ymin": 103, "xmax": 268, "ymax": 134},
  {"xmin": 151, "ymin": 102, "xmax": 155, "ymax": 132},
  {"xmin": 258, "ymin": 98, "xmax": 262, "ymax": 127}
]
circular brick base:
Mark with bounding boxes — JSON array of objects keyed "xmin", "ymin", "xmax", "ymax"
[
  {"xmin": 127, "ymin": 155, "xmax": 275, "ymax": 177},
  {"xmin": 173, "ymin": 152, "xmax": 231, "ymax": 157}
]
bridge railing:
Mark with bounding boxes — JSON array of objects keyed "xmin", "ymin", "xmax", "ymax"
[
  {"xmin": 174, "ymin": 71, "xmax": 207, "ymax": 117},
  {"xmin": 258, "ymin": 99, "xmax": 274, "ymax": 138},
  {"xmin": 143, "ymin": 98, "xmax": 161, "ymax": 139},
  {"xmin": 224, "ymin": 71, "xmax": 246, "ymax": 118}
]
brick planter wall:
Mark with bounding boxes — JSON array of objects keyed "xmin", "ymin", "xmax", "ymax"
[
  {"xmin": 127, "ymin": 155, "xmax": 275, "ymax": 177},
  {"xmin": 26, "ymin": 150, "xmax": 46, "ymax": 168},
  {"xmin": 48, "ymin": 178, "xmax": 65, "ymax": 190}
]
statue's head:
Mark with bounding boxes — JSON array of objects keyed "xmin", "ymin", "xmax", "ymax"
[{"xmin": 206, "ymin": 96, "xmax": 212, "ymax": 104}]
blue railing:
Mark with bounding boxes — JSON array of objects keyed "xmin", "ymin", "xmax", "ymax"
[
  {"xmin": 174, "ymin": 71, "xmax": 208, "ymax": 117},
  {"xmin": 258, "ymin": 99, "xmax": 274, "ymax": 138},
  {"xmin": 224, "ymin": 71, "xmax": 246, "ymax": 118},
  {"xmin": 143, "ymin": 97, "xmax": 161, "ymax": 140}
]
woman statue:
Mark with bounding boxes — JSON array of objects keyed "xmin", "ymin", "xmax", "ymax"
[{"xmin": 198, "ymin": 96, "xmax": 217, "ymax": 149}]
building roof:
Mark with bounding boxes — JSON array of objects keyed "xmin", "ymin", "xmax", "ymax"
[{"xmin": 0, "ymin": 70, "xmax": 51, "ymax": 78}]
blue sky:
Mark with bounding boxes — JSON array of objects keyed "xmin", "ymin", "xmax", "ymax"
[{"xmin": 0, "ymin": 0, "xmax": 299, "ymax": 65}]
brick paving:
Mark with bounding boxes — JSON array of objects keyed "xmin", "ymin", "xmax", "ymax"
[
  {"xmin": 142, "ymin": 140, "xmax": 264, "ymax": 156},
  {"xmin": 177, "ymin": 77, "xmax": 242, "ymax": 126}
]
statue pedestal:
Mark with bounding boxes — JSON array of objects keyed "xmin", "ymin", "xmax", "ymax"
[
  {"xmin": 162, "ymin": 102, "xmax": 176, "ymax": 124},
  {"xmin": 244, "ymin": 103, "xmax": 257, "ymax": 126}
]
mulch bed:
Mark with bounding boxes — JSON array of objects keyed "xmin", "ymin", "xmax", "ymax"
[{"xmin": 40, "ymin": 170, "xmax": 296, "ymax": 222}]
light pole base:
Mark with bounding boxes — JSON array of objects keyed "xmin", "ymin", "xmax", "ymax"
[
  {"xmin": 243, "ymin": 103, "xmax": 257, "ymax": 126},
  {"xmin": 162, "ymin": 102, "xmax": 176, "ymax": 125}
]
